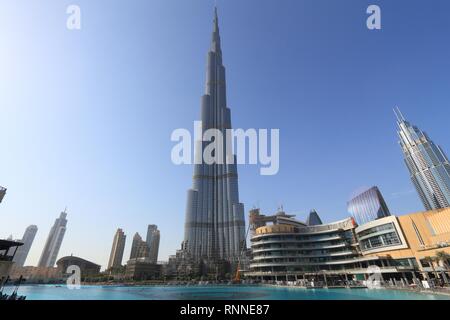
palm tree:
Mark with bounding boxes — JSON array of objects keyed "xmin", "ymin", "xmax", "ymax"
[
  {"xmin": 423, "ymin": 256, "xmax": 440, "ymax": 282},
  {"xmin": 435, "ymin": 251, "xmax": 450, "ymax": 270},
  {"xmin": 435, "ymin": 251, "xmax": 450, "ymax": 284}
]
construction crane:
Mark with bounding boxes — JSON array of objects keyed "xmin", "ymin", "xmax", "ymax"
[{"xmin": 233, "ymin": 223, "xmax": 252, "ymax": 283}]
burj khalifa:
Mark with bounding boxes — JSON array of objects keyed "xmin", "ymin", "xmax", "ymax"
[{"xmin": 183, "ymin": 8, "xmax": 246, "ymax": 263}]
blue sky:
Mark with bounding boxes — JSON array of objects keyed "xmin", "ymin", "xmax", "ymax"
[{"xmin": 1, "ymin": 0, "xmax": 450, "ymax": 269}]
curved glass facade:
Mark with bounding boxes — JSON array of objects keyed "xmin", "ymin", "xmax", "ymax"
[{"xmin": 347, "ymin": 186, "xmax": 391, "ymax": 226}]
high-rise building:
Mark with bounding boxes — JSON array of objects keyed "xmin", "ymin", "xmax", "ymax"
[
  {"xmin": 37, "ymin": 210, "xmax": 68, "ymax": 267},
  {"xmin": 395, "ymin": 108, "xmax": 450, "ymax": 210},
  {"xmin": 146, "ymin": 225, "xmax": 160, "ymax": 264},
  {"xmin": 347, "ymin": 186, "xmax": 391, "ymax": 225},
  {"xmin": 129, "ymin": 232, "xmax": 149, "ymax": 260},
  {"xmin": 107, "ymin": 228, "xmax": 126, "ymax": 270},
  {"xmin": 0, "ymin": 186, "xmax": 6, "ymax": 204},
  {"xmin": 183, "ymin": 8, "xmax": 246, "ymax": 263},
  {"xmin": 13, "ymin": 225, "xmax": 38, "ymax": 267}
]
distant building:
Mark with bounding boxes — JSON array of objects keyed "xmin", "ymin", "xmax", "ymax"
[
  {"xmin": 0, "ymin": 186, "xmax": 6, "ymax": 204},
  {"xmin": 13, "ymin": 225, "xmax": 38, "ymax": 267},
  {"xmin": 146, "ymin": 225, "xmax": 160, "ymax": 264},
  {"xmin": 56, "ymin": 255, "xmax": 101, "ymax": 278},
  {"xmin": 306, "ymin": 210, "xmax": 323, "ymax": 226},
  {"xmin": 38, "ymin": 210, "xmax": 68, "ymax": 267},
  {"xmin": 395, "ymin": 108, "xmax": 450, "ymax": 210},
  {"xmin": 130, "ymin": 233, "xmax": 149, "ymax": 260},
  {"xmin": 107, "ymin": 228, "xmax": 126, "ymax": 270},
  {"xmin": 10, "ymin": 266, "xmax": 63, "ymax": 283},
  {"xmin": 347, "ymin": 186, "xmax": 391, "ymax": 225},
  {"xmin": 125, "ymin": 258, "xmax": 161, "ymax": 281}
]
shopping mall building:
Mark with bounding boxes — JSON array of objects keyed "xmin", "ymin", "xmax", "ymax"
[{"xmin": 245, "ymin": 208, "xmax": 450, "ymax": 284}]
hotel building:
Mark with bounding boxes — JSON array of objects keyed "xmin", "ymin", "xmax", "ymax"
[{"xmin": 396, "ymin": 108, "xmax": 450, "ymax": 210}]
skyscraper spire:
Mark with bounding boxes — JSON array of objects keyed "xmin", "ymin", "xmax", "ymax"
[
  {"xmin": 211, "ymin": 7, "xmax": 221, "ymax": 54},
  {"xmin": 394, "ymin": 106, "xmax": 405, "ymax": 123}
]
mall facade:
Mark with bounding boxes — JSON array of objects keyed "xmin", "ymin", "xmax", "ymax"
[{"xmin": 246, "ymin": 208, "xmax": 450, "ymax": 284}]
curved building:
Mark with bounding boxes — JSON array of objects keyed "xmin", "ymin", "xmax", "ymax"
[
  {"xmin": 247, "ymin": 210, "xmax": 381, "ymax": 282},
  {"xmin": 56, "ymin": 255, "xmax": 101, "ymax": 277},
  {"xmin": 347, "ymin": 186, "xmax": 391, "ymax": 225}
]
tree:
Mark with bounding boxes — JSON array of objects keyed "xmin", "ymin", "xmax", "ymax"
[
  {"xmin": 435, "ymin": 251, "xmax": 450, "ymax": 270},
  {"xmin": 423, "ymin": 256, "xmax": 440, "ymax": 281}
]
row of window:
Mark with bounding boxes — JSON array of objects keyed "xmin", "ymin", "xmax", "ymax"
[{"xmin": 360, "ymin": 231, "xmax": 401, "ymax": 251}]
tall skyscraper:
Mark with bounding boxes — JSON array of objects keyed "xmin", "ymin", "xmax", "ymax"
[
  {"xmin": 38, "ymin": 210, "xmax": 68, "ymax": 267},
  {"xmin": 183, "ymin": 8, "xmax": 246, "ymax": 263},
  {"xmin": 13, "ymin": 225, "xmax": 38, "ymax": 267},
  {"xmin": 107, "ymin": 228, "xmax": 126, "ymax": 270},
  {"xmin": 396, "ymin": 108, "xmax": 450, "ymax": 210},
  {"xmin": 347, "ymin": 186, "xmax": 391, "ymax": 225},
  {"xmin": 0, "ymin": 186, "xmax": 6, "ymax": 204},
  {"xmin": 146, "ymin": 225, "xmax": 160, "ymax": 264}
]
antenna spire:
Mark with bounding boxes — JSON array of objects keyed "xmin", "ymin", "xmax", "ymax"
[{"xmin": 394, "ymin": 106, "xmax": 405, "ymax": 122}]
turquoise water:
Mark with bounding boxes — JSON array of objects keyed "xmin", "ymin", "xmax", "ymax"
[{"xmin": 7, "ymin": 285, "xmax": 450, "ymax": 300}]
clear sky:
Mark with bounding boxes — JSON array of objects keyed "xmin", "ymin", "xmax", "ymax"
[{"xmin": 1, "ymin": 0, "xmax": 449, "ymax": 269}]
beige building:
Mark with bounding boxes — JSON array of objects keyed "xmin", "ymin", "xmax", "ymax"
[{"xmin": 356, "ymin": 208, "xmax": 450, "ymax": 280}]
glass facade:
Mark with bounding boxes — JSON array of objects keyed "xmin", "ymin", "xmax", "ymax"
[
  {"xmin": 357, "ymin": 222, "xmax": 402, "ymax": 252},
  {"xmin": 347, "ymin": 186, "xmax": 391, "ymax": 225}
]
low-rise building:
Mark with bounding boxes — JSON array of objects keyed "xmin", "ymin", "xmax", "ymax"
[
  {"xmin": 125, "ymin": 258, "xmax": 161, "ymax": 281},
  {"xmin": 9, "ymin": 266, "xmax": 63, "ymax": 283},
  {"xmin": 56, "ymin": 255, "xmax": 101, "ymax": 278}
]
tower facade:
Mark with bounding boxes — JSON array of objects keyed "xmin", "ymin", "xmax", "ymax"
[
  {"xmin": 13, "ymin": 225, "xmax": 38, "ymax": 267},
  {"xmin": 38, "ymin": 210, "xmax": 68, "ymax": 267},
  {"xmin": 183, "ymin": 9, "xmax": 246, "ymax": 262},
  {"xmin": 396, "ymin": 108, "xmax": 450, "ymax": 210},
  {"xmin": 146, "ymin": 225, "xmax": 160, "ymax": 264},
  {"xmin": 347, "ymin": 186, "xmax": 391, "ymax": 225},
  {"xmin": 107, "ymin": 228, "xmax": 126, "ymax": 270}
]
